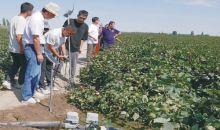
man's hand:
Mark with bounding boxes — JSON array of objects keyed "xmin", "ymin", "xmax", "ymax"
[
  {"xmin": 58, "ymin": 55, "xmax": 67, "ymax": 61},
  {"xmin": 92, "ymin": 37, "xmax": 98, "ymax": 41},
  {"xmin": 37, "ymin": 54, "xmax": 44, "ymax": 63},
  {"xmin": 79, "ymin": 49, "xmax": 82, "ymax": 54},
  {"xmin": 16, "ymin": 35, "xmax": 24, "ymax": 54},
  {"xmin": 80, "ymin": 40, "xmax": 85, "ymax": 54}
]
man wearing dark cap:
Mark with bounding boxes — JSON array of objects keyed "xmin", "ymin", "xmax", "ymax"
[
  {"xmin": 2, "ymin": 2, "xmax": 34, "ymax": 90},
  {"xmin": 63, "ymin": 10, "xmax": 89, "ymax": 86}
]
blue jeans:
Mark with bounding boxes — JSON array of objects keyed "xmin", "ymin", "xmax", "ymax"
[
  {"xmin": 103, "ymin": 42, "xmax": 114, "ymax": 49},
  {"xmin": 22, "ymin": 45, "xmax": 41, "ymax": 101}
]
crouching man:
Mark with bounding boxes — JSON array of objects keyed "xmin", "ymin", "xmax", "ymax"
[{"xmin": 44, "ymin": 26, "xmax": 75, "ymax": 89}]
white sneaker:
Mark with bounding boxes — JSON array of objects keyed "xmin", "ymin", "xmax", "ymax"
[
  {"xmin": 33, "ymin": 91, "xmax": 45, "ymax": 98},
  {"xmin": 53, "ymin": 86, "xmax": 59, "ymax": 91},
  {"xmin": 2, "ymin": 81, "xmax": 12, "ymax": 90},
  {"xmin": 22, "ymin": 98, "xmax": 36, "ymax": 104},
  {"xmin": 38, "ymin": 88, "xmax": 50, "ymax": 95},
  {"xmin": 34, "ymin": 98, "xmax": 40, "ymax": 103},
  {"xmin": 44, "ymin": 88, "xmax": 50, "ymax": 94}
]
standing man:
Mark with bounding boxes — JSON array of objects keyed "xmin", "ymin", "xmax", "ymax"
[
  {"xmin": 87, "ymin": 17, "xmax": 100, "ymax": 61},
  {"xmin": 2, "ymin": 2, "xmax": 34, "ymax": 90},
  {"xmin": 38, "ymin": 21, "xmax": 51, "ymax": 95},
  {"xmin": 22, "ymin": 3, "xmax": 60, "ymax": 103},
  {"xmin": 63, "ymin": 10, "xmax": 89, "ymax": 86},
  {"xmin": 102, "ymin": 21, "xmax": 121, "ymax": 49}
]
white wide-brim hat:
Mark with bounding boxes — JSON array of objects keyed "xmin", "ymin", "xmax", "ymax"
[{"xmin": 44, "ymin": 2, "xmax": 60, "ymax": 16}]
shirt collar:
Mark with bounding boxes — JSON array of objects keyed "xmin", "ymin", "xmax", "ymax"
[{"xmin": 36, "ymin": 11, "xmax": 45, "ymax": 21}]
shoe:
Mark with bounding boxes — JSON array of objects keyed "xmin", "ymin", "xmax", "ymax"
[
  {"xmin": 34, "ymin": 98, "xmax": 40, "ymax": 103},
  {"xmin": 43, "ymin": 88, "xmax": 50, "ymax": 94},
  {"xmin": 53, "ymin": 86, "xmax": 59, "ymax": 91},
  {"xmin": 33, "ymin": 91, "xmax": 45, "ymax": 98},
  {"xmin": 70, "ymin": 80, "xmax": 76, "ymax": 87},
  {"xmin": 22, "ymin": 98, "xmax": 37, "ymax": 104},
  {"xmin": 2, "ymin": 81, "xmax": 12, "ymax": 90},
  {"xmin": 38, "ymin": 88, "xmax": 50, "ymax": 95},
  {"xmin": 15, "ymin": 84, "xmax": 23, "ymax": 89}
]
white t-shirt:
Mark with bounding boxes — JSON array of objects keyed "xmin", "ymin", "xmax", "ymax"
[
  {"xmin": 23, "ymin": 11, "xmax": 44, "ymax": 45},
  {"xmin": 45, "ymin": 28, "xmax": 66, "ymax": 49},
  {"xmin": 9, "ymin": 15, "xmax": 26, "ymax": 53},
  {"xmin": 87, "ymin": 24, "xmax": 99, "ymax": 44},
  {"xmin": 40, "ymin": 34, "xmax": 46, "ymax": 45}
]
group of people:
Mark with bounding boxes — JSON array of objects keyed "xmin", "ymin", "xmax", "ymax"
[
  {"xmin": 87, "ymin": 19, "xmax": 121, "ymax": 61},
  {"xmin": 2, "ymin": 2, "xmax": 121, "ymax": 104}
]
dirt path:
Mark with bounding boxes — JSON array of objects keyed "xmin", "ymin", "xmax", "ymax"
[
  {"xmin": 0, "ymin": 44, "xmax": 88, "ymax": 130},
  {"xmin": 0, "ymin": 94, "xmax": 87, "ymax": 129},
  {"xmin": 0, "ymin": 94, "xmax": 88, "ymax": 130}
]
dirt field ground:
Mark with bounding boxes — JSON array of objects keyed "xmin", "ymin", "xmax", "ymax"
[{"xmin": 0, "ymin": 94, "xmax": 86, "ymax": 130}]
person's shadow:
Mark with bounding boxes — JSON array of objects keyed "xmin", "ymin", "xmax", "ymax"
[
  {"xmin": 11, "ymin": 87, "xmax": 49, "ymax": 109},
  {"xmin": 1, "ymin": 87, "xmax": 23, "ymax": 102},
  {"xmin": 11, "ymin": 88, "xmax": 22, "ymax": 102}
]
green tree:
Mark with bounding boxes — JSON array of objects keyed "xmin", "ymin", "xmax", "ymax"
[
  {"xmin": 172, "ymin": 31, "xmax": 177, "ymax": 35},
  {"xmin": 191, "ymin": 31, "xmax": 194, "ymax": 36},
  {"xmin": 2, "ymin": 18, "xmax": 10, "ymax": 27}
]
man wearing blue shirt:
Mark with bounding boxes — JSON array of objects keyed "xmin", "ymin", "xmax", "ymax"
[{"xmin": 102, "ymin": 21, "xmax": 121, "ymax": 48}]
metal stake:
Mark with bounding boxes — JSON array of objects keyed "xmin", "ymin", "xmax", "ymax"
[{"xmin": 49, "ymin": 63, "xmax": 56, "ymax": 112}]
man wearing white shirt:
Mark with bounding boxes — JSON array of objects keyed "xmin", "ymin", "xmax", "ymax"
[
  {"xmin": 2, "ymin": 2, "xmax": 34, "ymax": 90},
  {"xmin": 40, "ymin": 26, "xmax": 74, "ymax": 93},
  {"xmin": 87, "ymin": 17, "xmax": 100, "ymax": 61},
  {"xmin": 22, "ymin": 2, "xmax": 60, "ymax": 104}
]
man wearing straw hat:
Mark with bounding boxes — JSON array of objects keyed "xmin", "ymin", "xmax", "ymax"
[{"xmin": 22, "ymin": 2, "xmax": 60, "ymax": 104}]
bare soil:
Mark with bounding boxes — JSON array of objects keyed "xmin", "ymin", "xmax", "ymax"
[{"xmin": 0, "ymin": 94, "xmax": 86, "ymax": 130}]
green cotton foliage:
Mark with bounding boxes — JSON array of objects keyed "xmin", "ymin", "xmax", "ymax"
[
  {"xmin": 0, "ymin": 28, "xmax": 11, "ymax": 84},
  {"xmin": 69, "ymin": 33, "xmax": 220, "ymax": 129}
]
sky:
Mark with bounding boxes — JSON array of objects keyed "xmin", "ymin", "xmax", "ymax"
[{"xmin": 0, "ymin": 0, "xmax": 220, "ymax": 36}]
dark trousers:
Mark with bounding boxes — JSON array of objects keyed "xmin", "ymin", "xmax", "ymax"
[
  {"xmin": 5, "ymin": 52, "xmax": 26, "ymax": 85},
  {"xmin": 87, "ymin": 44, "xmax": 96, "ymax": 61},
  {"xmin": 103, "ymin": 41, "xmax": 114, "ymax": 49},
  {"xmin": 39, "ymin": 54, "xmax": 52, "ymax": 89}
]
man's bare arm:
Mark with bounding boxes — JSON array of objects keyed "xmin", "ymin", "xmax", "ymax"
[
  {"xmin": 88, "ymin": 34, "xmax": 97, "ymax": 41},
  {"xmin": 33, "ymin": 35, "xmax": 41, "ymax": 55},
  {"xmin": 48, "ymin": 44, "xmax": 60, "ymax": 57},
  {"xmin": 61, "ymin": 44, "xmax": 67, "ymax": 56},
  {"xmin": 79, "ymin": 40, "xmax": 85, "ymax": 53},
  {"xmin": 48, "ymin": 44, "xmax": 65, "ymax": 61},
  {"xmin": 16, "ymin": 34, "xmax": 24, "ymax": 53},
  {"xmin": 33, "ymin": 35, "xmax": 44, "ymax": 63},
  {"xmin": 115, "ymin": 32, "xmax": 122, "ymax": 38}
]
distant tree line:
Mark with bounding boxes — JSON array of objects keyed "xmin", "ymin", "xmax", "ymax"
[
  {"xmin": 1, "ymin": 18, "xmax": 10, "ymax": 27},
  {"xmin": 172, "ymin": 31, "xmax": 209, "ymax": 36}
]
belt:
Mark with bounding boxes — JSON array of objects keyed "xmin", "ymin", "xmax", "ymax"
[
  {"xmin": 25, "ymin": 44, "xmax": 44, "ymax": 47},
  {"xmin": 25, "ymin": 44, "xmax": 34, "ymax": 47}
]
